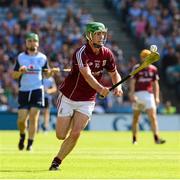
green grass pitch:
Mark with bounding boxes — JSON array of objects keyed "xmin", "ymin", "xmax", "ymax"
[{"xmin": 0, "ymin": 131, "xmax": 179, "ymax": 179}]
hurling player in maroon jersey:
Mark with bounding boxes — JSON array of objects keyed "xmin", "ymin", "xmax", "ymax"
[
  {"xmin": 49, "ymin": 22, "xmax": 123, "ymax": 170},
  {"xmin": 129, "ymin": 49, "xmax": 166, "ymax": 145}
]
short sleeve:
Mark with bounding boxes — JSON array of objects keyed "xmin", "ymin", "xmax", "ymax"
[
  {"xmin": 104, "ymin": 49, "xmax": 116, "ymax": 72},
  {"xmin": 131, "ymin": 64, "xmax": 140, "ymax": 79},
  {"xmin": 14, "ymin": 57, "xmax": 20, "ymax": 71},
  {"xmin": 154, "ymin": 68, "xmax": 159, "ymax": 81},
  {"xmin": 42, "ymin": 55, "xmax": 48, "ymax": 69},
  {"xmin": 42, "ymin": 61, "xmax": 48, "ymax": 69},
  {"xmin": 75, "ymin": 45, "xmax": 88, "ymax": 69}
]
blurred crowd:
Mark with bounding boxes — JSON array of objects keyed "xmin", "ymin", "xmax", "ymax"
[
  {"xmin": 0, "ymin": 0, "xmax": 128, "ymax": 113},
  {"xmin": 0, "ymin": 0, "xmax": 179, "ymax": 113},
  {"xmin": 105, "ymin": 0, "xmax": 180, "ymax": 109}
]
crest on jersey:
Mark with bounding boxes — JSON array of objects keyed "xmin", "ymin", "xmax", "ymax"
[
  {"xmin": 28, "ymin": 64, "xmax": 35, "ymax": 69},
  {"xmin": 88, "ymin": 62, "xmax": 93, "ymax": 66},
  {"xmin": 95, "ymin": 60, "xmax": 100, "ymax": 68},
  {"xmin": 102, "ymin": 60, "xmax": 107, "ymax": 66}
]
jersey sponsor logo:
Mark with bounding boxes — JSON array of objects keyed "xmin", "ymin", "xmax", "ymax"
[
  {"xmin": 26, "ymin": 64, "xmax": 38, "ymax": 74},
  {"xmin": 26, "ymin": 72, "xmax": 38, "ymax": 74},
  {"xmin": 91, "ymin": 70, "xmax": 103, "ymax": 76},
  {"xmin": 139, "ymin": 70, "xmax": 153, "ymax": 77},
  {"xmin": 138, "ymin": 78, "xmax": 152, "ymax": 82}
]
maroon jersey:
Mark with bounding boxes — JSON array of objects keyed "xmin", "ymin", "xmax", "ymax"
[
  {"xmin": 59, "ymin": 43, "xmax": 116, "ymax": 101},
  {"xmin": 132, "ymin": 64, "xmax": 159, "ymax": 93}
]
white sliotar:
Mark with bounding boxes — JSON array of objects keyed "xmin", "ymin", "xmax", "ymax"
[{"xmin": 150, "ymin": 45, "xmax": 158, "ymax": 52}]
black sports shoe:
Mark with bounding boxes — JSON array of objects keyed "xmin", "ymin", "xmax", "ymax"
[
  {"xmin": 18, "ymin": 139, "xmax": 25, "ymax": 150},
  {"xmin": 26, "ymin": 139, "xmax": 33, "ymax": 151},
  {"xmin": 49, "ymin": 163, "xmax": 60, "ymax": 171},
  {"xmin": 26, "ymin": 145, "xmax": 33, "ymax": 151},
  {"xmin": 132, "ymin": 140, "xmax": 138, "ymax": 145},
  {"xmin": 155, "ymin": 138, "xmax": 166, "ymax": 144}
]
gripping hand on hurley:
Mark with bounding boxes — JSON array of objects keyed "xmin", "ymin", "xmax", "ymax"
[{"xmin": 19, "ymin": 66, "xmax": 27, "ymax": 74}]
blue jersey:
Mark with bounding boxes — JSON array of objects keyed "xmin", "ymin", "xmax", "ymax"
[
  {"xmin": 43, "ymin": 77, "xmax": 56, "ymax": 99},
  {"xmin": 14, "ymin": 52, "xmax": 48, "ymax": 91}
]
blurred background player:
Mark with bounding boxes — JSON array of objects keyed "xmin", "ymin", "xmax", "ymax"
[
  {"xmin": 12, "ymin": 32, "xmax": 55, "ymax": 151},
  {"xmin": 129, "ymin": 49, "xmax": 166, "ymax": 145},
  {"xmin": 49, "ymin": 22, "xmax": 123, "ymax": 170},
  {"xmin": 159, "ymin": 100, "xmax": 177, "ymax": 115},
  {"xmin": 41, "ymin": 76, "xmax": 57, "ymax": 132}
]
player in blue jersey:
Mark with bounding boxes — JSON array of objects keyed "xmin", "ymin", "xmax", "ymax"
[
  {"xmin": 12, "ymin": 33, "xmax": 56, "ymax": 151},
  {"xmin": 41, "ymin": 77, "xmax": 57, "ymax": 131}
]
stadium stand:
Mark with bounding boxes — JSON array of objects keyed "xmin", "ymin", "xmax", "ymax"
[
  {"xmin": 0, "ymin": 0, "xmax": 179, "ymax": 113},
  {"xmin": 0, "ymin": 0, "xmax": 129, "ymax": 113},
  {"xmin": 104, "ymin": 0, "xmax": 180, "ymax": 112}
]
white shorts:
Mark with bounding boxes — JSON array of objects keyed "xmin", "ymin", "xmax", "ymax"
[
  {"xmin": 132, "ymin": 91, "xmax": 156, "ymax": 111},
  {"xmin": 57, "ymin": 92, "xmax": 95, "ymax": 118}
]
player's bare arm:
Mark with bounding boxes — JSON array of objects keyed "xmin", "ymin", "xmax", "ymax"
[
  {"xmin": 153, "ymin": 80, "xmax": 160, "ymax": 105},
  {"xmin": 128, "ymin": 78, "xmax": 137, "ymax": 102},
  {"xmin": 80, "ymin": 66, "xmax": 109, "ymax": 97},
  {"xmin": 108, "ymin": 70, "xmax": 123, "ymax": 96}
]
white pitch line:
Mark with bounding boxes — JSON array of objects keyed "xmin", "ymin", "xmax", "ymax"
[{"xmin": 1, "ymin": 179, "xmax": 180, "ymax": 180}]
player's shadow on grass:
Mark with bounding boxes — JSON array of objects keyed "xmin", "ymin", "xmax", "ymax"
[{"xmin": 0, "ymin": 169, "xmax": 48, "ymax": 172}]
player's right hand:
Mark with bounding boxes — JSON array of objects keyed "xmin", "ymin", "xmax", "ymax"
[
  {"xmin": 19, "ymin": 66, "xmax": 27, "ymax": 73},
  {"xmin": 99, "ymin": 87, "xmax": 109, "ymax": 97}
]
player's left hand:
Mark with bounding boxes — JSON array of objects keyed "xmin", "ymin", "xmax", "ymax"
[
  {"xmin": 19, "ymin": 66, "xmax": 27, "ymax": 73},
  {"xmin": 113, "ymin": 87, "xmax": 123, "ymax": 97},
  {"xmin": 155, "ymin": 97, "xmax": 160, "ymax": 105}
]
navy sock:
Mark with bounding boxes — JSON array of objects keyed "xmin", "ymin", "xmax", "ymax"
[
  {"xmin": 27, "ymin": 139, "xmax": 33, "ymax": 147},
  {"xmin": 154, "ymin": 134, "xmax": 159, "ymax": 141},
  {"xmin": 133, "ymin": 136, "xmax": 136, "ymax": 142},
  {"xmin": 52, "ymin": 157, "xmax": 62, "ymax": 166},
  {"xmin": 20, "ymin": 133, "xmax": 25, "ymax": 140}
]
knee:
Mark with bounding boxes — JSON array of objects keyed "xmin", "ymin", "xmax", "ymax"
[
  {"xmin": 56, "ymin": 131, "xmax": 81, "ymax": 141},
  {"xmin": 18, "ymin": 119, "xmax": 25, "ymax": 126},
  {"xmin": 17, "ymin": 119, "xmax": 27, "ymax": 130},
  {"xmin": 56, "ymin": 132, "xmax": 66, "ymax": 140}
]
